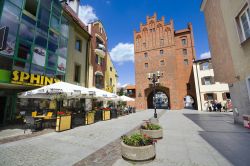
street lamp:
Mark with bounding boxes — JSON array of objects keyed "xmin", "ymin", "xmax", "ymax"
[{"xmin": 147, "ymin": 71, "xmax": 161, "ymax": 118}]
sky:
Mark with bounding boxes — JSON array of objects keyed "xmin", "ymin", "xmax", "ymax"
[{"xmin": 78, "ymin": 0, "xmax": 210, "ymax": 87}]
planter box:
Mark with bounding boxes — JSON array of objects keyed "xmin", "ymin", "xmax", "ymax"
[
  {"xmin": 56, "ymin": 115, "xmax": 71, "ymax": 132},
  {"xmin": 121, "ymin": 141, "xmax": 156, "ymax": 161},
  {"xmin": 85, "ymin": 112, "xmax": 95, "ymax": 125},
  {"xmin": 243, "ymin": 115, "xmax": 250, "ymax": 129},
  {"xmin": 102, "ymin": 110, "xmax": 110, "ymax": 121},
  {"xmin": 140, "ymin": 128, "xmax": 163, "ymax": 139}
]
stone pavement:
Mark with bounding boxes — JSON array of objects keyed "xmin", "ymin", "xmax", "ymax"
[
  {"xmin": 0, "ymin": 109, "xmax": 163, "ymax": 166},
  {"xmin": 1, "ymin": 109, "xmax": 250, "ymax": 166},
  {"xmin": 113, "ymin": 110, "xmax": 250, "ymax": 166}
]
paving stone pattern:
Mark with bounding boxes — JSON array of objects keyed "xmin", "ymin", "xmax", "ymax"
[{"xmin": 0, "ymin": 110, "xmax": 162, "ymax": 166}]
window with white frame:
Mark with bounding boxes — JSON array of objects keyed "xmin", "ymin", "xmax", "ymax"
[
  {"xmin": 236, "ymin": 5, "xmax": 250, "ymax": 42},
  {"xmin": 202, "ymin": 62, "xmax": 209, "ymax": 70},
  {"xmin": 204, "ymin": 77, "xmax": 211, "ymax": 85}
]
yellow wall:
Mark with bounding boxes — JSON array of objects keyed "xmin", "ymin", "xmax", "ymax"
[
  {"xmin": 65, "ymin": 13, "xmax": 90, "ymax": 87},
  {"xmin": 105, "ymin": 53, "xmax": 118, "ymax": 93}
]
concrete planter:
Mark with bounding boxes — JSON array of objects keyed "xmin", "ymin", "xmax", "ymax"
[
  {"xmin": 140, "ymin": 129, "xmax": 163, "ymax": 139},
  {"xmin": 121, "ymin": 141, "xmax": 156, "ymax": 161}
]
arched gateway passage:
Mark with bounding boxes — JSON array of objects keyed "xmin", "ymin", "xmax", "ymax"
[
  {"xmin": 184, "ymin": 95, "xmax": 195, "ymax": 109},
  {"xmin": 146, "ymin": 87, "xmax": 170, "ymax": 109}
]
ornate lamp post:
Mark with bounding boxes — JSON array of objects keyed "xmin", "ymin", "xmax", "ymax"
[{"xmin": 147, "ymin": 71, "xmax": 161, "ymax": 118}]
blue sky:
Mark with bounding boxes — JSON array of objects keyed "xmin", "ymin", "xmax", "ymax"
[{"xmin": 79, "ymin": 0, "xmax": 210, "ymax": 87}]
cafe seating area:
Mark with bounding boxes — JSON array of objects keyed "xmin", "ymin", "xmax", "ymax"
[{"xmin": 17, "ymin": 82, "xmax": 135, "ymax": 133}]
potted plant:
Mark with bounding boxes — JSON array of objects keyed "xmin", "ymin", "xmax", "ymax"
[
  {"xmin": 140, "ymin": 121, "xmax": 163, "ymax": 139},
  {"xmin": 121, "ymin": 133, "xmax": 156, "ymax": 161}
]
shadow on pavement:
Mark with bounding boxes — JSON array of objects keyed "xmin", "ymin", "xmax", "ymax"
[{"xmin": 184, "ymin": 113, "xmax": 250, "ymax": 166}]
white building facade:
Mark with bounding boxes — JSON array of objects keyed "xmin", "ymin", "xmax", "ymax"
[{"xmin": 193, "ymin": 58, "xmax": 230, "ymax": 111}]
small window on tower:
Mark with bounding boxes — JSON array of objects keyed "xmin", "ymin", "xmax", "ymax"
[
  {"xmin": 143, "ymin": 42, "xmax": 146, "ymax": 48},
  {"xmin": 160, "ymin": 50, "xmax": 164, "ymax": 55},
  {"xmin": 184, "ymin": 59, "xmax": 189, "ymax": 65},
  {"xmin": 144, "ymin": 52, "xmax": 148, "ymax": 58},
  {"xmin": 145, "ymin": 63, "xmax": 148, "ymax": 68},
  {"xmin": 160, "ymin": 60, "xmax": 164, "ymax": 66},
  {"xmin": 182, "ymin": 38, "xmax": 187, "ymax": 45},
  {"xmin": 183, "ymin": 49, "xmax": 187, "ymax": 55}
]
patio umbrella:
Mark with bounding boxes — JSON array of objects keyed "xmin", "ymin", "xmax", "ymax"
[
  {"xmin": 18, "ymin": 82, "xmax": 89, "ymax": 99},
  {"xmin": 88, "ymin": 87, "xmax": 118, "ymax": 99},
  {"xmin": 119, "ymin": 95, "xmax": 135, "ymax": 102}
]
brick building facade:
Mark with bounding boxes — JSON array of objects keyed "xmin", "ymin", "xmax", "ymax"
[
  {"xmin": 88, "ymin": 21, "xmax": 108, "ymax": 89},
  {"xmin": 134, "ymin": 13, "xmax": 197, "ymax": 110}
]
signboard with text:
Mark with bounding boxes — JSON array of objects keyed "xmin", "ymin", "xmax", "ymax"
[{"xmin": 11, "ymin": 70, "xmax": 60, "ymax": 87}]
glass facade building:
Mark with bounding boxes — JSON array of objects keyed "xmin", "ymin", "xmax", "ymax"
[{"xmin": 0, "ymin": 0, "xmax": 69, "ymax": 125}]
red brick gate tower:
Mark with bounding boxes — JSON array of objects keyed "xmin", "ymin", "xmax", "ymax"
[{"xmin": 134, "ymin": 13, "xmax": 196, "ymax": 110}]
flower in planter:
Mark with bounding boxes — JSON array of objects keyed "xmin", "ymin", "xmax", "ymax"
[
  {"xmin": 121, "ymin": 133, "xmax": 157, "ymax": 147},
  {"xmin": 141, "ymin": 122, "xmax": 162, "ymax": 130}
]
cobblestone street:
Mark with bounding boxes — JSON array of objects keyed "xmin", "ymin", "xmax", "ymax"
[{"xmin": 1, "ymin": 110, "xmax": 250, "ymax": 166}]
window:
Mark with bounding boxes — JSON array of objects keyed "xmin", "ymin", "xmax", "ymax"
[
  {"xmin": 237, "ymin": 6, "xmax": 250, "ymax": 41},
  {"xmin": 143, "ymin": 42, "xmax": 146, "ymax": 48},
  {"xmin": 183, "ymin": 49, "xmax": 187, "ymax": 55},
  {"xmin": 202, "ymin": 62, "xmax": 209, "ymax": 70},
  {"xmin": 95, "ymin": 75, "xmax": 104, "ymax": 89},
  {"xmin": 160, "ymin": 60, "xmax": 164, "ymax": 66},
  {"xmin": 24, "ymin": 0, "xmax": 38, "ymax": 18},
  {"xmin": 145, "ymin": 63, "xmax": 148, "ymax": 68},
  {"xmin": 110, "ymin": 67, "xmax": 112, "ymax": 71},
  {"xmin": 110, "ymin": 78, "xmax": 112, "ymax": 86},
  {"xmin": 0, "ymin": 1, "xmax": 21, "ymax": 56},
  {"xmin": 184, "ymin": 59, "xmax": 188, "ymax": 65},
  {"xmin": 75, "ymin": 39, "xmax": 82, "ymax": 52},
  {"xmin": 19, "ymin": 19, "xmax": 35, "ymax": 42},
  {"xmin": 202, "ymin": 77, "xmax": 215, "ymax": 85},
  {"xmin": 160, "ymin": 50, "xmax": 164, "ymax": 55},
  {"xmin": 17, "ymin": 42, "xmax": 32, "ymax": 60},
  {"xmin": 160, "ymin": 39, "xmax": 164, "ymax": 46},
  {"xmin": 204, "ymin": 93, "xmax": 214, "ymax": 101},
  {"xmin": 144, "ymin": 52, "xmax": 148, "ymax": 58},
  {"xmin": 47, "ymin": 51, "xmax": 57, "ymax": 68},
  {"xmin": 182, "ymin": 38, "xmax": 187, "ymax": 45},
  {"xmin": 74, "ymin": 64, "xmax": 81, "ymax": 83},
  {"xmin": 51, "ymin": 15, "xmax": 60, "ymax": 31}
]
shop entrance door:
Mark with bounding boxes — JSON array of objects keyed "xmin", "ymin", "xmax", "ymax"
[{"xmin": 0, "ymin": 96, "xmax": 7, "ymax": 125}]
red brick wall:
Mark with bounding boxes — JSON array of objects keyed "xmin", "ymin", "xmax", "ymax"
[
  {"xmin": 134, "ymin": 14, "xmax": 197, "ymax": 110},
  {"xmin": 89, "ymin": 22, "xmax": 108, "ymax": 87}
]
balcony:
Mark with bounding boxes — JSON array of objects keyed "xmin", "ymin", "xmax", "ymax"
[{"xmin": 95, "ymin": 48, "xmax": 105, "ymax": 58}]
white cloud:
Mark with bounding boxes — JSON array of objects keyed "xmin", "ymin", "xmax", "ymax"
[
  {"xmin": 200, "ymin": 51, "xmax": 211, "ymax": 59},
  {"xmin": 110, "ymin": 43, "xmax": 134, "ymax": 65},
  {"xmin": 78, "ymin": 5, "xmax": 98, "ymax": 24}
]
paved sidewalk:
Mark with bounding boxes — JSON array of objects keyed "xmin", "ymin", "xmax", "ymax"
[
  {"xmin": 113, "ymin": 110, "xmax": 250, "ymax": 166},
  {"xmin": 0, "ymin": 109, "xmax": 164, "ymax": 166}
]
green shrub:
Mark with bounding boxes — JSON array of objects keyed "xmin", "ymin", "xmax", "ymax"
[
  {"xmin": 141, "ymin": 122, "xmax": 161, "ymax": 130},
  {"xmin": 121, "ymin": 133, "xmax": 156, "ymax": 146}
]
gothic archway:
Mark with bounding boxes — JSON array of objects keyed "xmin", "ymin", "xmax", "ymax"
[
  {"xmin": 183, "ymin": 95, "xmax": 195, "ymax": 109},
  {"xmin": 145, "ymin": 86, "xmax": 170, "ymax": 109}
]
